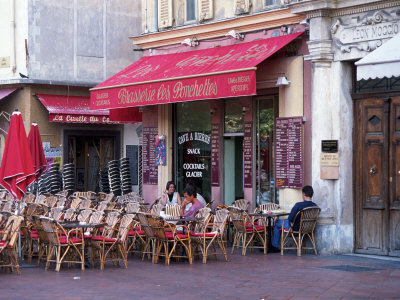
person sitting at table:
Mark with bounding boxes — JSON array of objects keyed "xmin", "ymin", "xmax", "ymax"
[
  {"xmin": 183, "ymin": 182, "xmax": 206, "ymax": 211},
  {"xmin": 161, "ymin": 181, "xmax": 182, "ymax": 206},
  {"xmin": 271, "ymin": 185, "xmax": 317, "ymax": 252},
  {"xmin": 180, "ymin": 184, "xmax": 204, "ymax": 218}
]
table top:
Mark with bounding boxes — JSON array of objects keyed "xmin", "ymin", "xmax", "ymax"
[
  {"xmin": 248, "ymin": 212, "xmax": 289, "ymax": 217},
  {"xmin": 163, "ymin": 216, "xmax": 198, "ymax": 222},
  {"xmin": 61, "ymin": 222, "xmax": 106, "ymax": 229}
]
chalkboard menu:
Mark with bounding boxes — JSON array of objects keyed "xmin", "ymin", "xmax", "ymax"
[
  {"xmin": 211, "ymin": 123, "xmax": 220, "ymax": 186},
  {"xmin": 243, "ymin": 122, "xmax": 252, "ymax": 187},
  {"xmin": 275, "ymin": 117, "xmax": 303, "ymax": 189},
  {"xmin": 126, "ymin": 145, "xmax": 138, "ymax": 185},
  {"xmin": 142, "ymin": 127, "xmax": 158, "ymax": 185}
]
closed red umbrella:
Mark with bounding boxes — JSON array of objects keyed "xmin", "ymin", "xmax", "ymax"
[
  {"xmin": 0, "ymin": 111, "xmax": 35, "ymax": 200},
  {"xmin": 28, "ymin": 122, "xmax": 46, "ymax": 182}
]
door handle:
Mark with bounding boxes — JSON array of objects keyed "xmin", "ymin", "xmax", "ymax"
[{"xmin": 369, "ymin": 166, "xmax": 377, "ymax": 175}]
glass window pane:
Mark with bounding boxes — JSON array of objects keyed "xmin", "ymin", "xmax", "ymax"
[
  {"xmin": 224, "ymin": 100, "xmax": 244, "ymax": 133},
  {"xmin": 176, "ymin": 101, "xmax": 211, "ymax": 202},
  {"xmin": 186, "ymin": 0, "xmax": 196, "ymax": 21}
]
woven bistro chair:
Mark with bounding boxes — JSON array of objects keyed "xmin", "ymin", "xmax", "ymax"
[
  {"xmin": 194, "ymin": 208, "xmax": 229, "ymax": 264},
  {"xmin": 69, "ymin": 197, "xmax": 82, "ymax": 210},
  {"xmin": 48, "ymin": 207, "xmax": 65, "ymax": 221},
  {"xmin": 41, "ymin": 217, "xmax": 85, "ymax": 272},
  {"xmin": 23, "ymin": 193, "xmax": 36, "ymax": 203},
  {"xmin": 131, "ymin": 212, "xmax": 156, "ymax": 262},
  {"xmin": 0, "ymin": 215, "xmax": 24, "ymax": 275},
  {"xmin": 93, "ymin": 213, "xmax": 135, "ymax": 270},
  {"xmin": 189, "ymin": 207, "xmax": 211, "ymax": 259},
  {"xmin": 76, "ymin": 209, "xmax": 93, "ymax": 223},
  {"xmin": 34, "ymin": 195, "xmax": 47, "ymax": 205},
  {"xmin": 125, "ymin": 202, "xmax": 142, "ymax": 214},
  {"xmin": 165, "ymin": 204, "xmax": 181, "ymax": 217},
  {"xmin": 78, "ymin": 199, "xmax": 92, "ymax": 210},
  {"xmin": 90, "ymin": 211, "xmax": 121, "ymax": 268},
  {"xmin": 55, "ymin": 198, "xmax": 67, "ymax": 208},
  {"xmin": 150, "ymin": 203, "xmax": 164, "ymax": 216},
  {"xmin": 253, "ymin": 203, "xmax": 280, "ymax": 226},
  {"xmin": 63, "ymin": 208, "xmax": 76, "ymax": 221},
  {"xmin": 232, "ymin": 199, "xmax": 250, "ymax": 211},
  {"xmin": 228, "ymin": 206, "xmax": 267, "ymax": 255},
  {"xmin": 45, "ymin": 196, "xmax": 58, "ymax": 208},
  {"xmin": 281, "ymin": 206, "xmax": 321, "ymax": 256},
  {"xmin": 147, "ymin": 214, "xmax": 192, "ymax": 265}
]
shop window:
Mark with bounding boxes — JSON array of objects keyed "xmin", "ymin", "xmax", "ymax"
[
  {"xmin": 264, "ymin": 0, "xmax": 279, "ymax": 6},
  {"xmin": 176, "ymin": 101, "xmax": 211, "ymax": 202},
  {"xmin": 186, "ymin": 0, "xmax": 197, "ymax": 22},
  {"xmin": 224, "ymin": 100, "xmax": 244, "ymax": 134},
  {"xmin": 256, "ymin": 96, "xmax": 279, "ymax": 205}
]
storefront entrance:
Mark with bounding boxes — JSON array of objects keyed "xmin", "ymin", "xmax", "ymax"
[
  {"xmin": 64, "ymin": 130, "xmax": 120, "ymax": 192},
  {"xmin": 354, "ymin": 96, "xmax": 400, "ymax": 257}
]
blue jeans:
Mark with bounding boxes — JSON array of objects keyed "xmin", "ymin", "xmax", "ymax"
[{"xmin": 272, "ymin": 219, "xmax": 290, "ymax": 249}]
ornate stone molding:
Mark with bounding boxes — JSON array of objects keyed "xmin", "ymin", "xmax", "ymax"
[
  {"xmin": 331, "ymin": 8, "xmax": 400, "ymax": 55},
  {"xmin": 305, "ymin": 39, "xmax": 334, "ymax": 63},
  {"xmin": 331, "ymin": 0, "xmax": 400, "ymax": 17}
]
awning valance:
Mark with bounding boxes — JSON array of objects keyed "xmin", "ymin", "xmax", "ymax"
[
  {"xmin": 90, "ymin": 32, "xmax": 303, "ymax": 110},
  {"xmin": 355, "ymin": 33, "xmax": 400, "ymax": 81},
  {"xmin": 37, "ymin": 94, "xmax": 141, "ymax": 124}
]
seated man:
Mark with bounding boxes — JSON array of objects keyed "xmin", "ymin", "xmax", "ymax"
[
  {"xmin": 271, "ymin": 185, "xmax": 317, "ymax": 251},
  {"xmin": 180, "ymin": 184, "xmax": 204, "ymax": 218}
]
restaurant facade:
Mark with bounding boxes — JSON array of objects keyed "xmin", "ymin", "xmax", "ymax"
[{"xmin": 91, "ymin": 0, "xmax": 315, "ymax": 244}]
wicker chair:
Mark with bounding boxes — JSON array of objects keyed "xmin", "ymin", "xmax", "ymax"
[
  {"xmin": 63, "ymin": 208, "xmax": 76, "ymax": 221},
  {"xmin": 69, "ymin": 197, "xmax": 82, "ymax": 210},
  {"xmin": 150, "ymin": 203, "xmax": 164, "ymax": 216},
  {"xmin": 45, "ymin": 196, "xmax": 58, "ymax": 208},
  {"xmin": 78, "ymin": 199, "xmax": 92, "ymax": 210},
  {"xmin": 41, "ymin": 217, "xmax": 85, "ymax": 272},
  {"xmin": 93, "ymin": 213, "xmax": 135, "ymax": 270},
  {"xmin": 48, "ymin": 207, "xmax": 64, "ymax": 221},
  {"xmin": 192, "ymin": 208, "xmax": 229, "ymax": 263},
  {"xmin": 0, "ymin": 216, "xmax": 24, "ymax": 274},
  {"xmin": 76, "ymin": 209, "xmax": 93, "ymax": 223},
  {"xmin": 233, "ymin": 199, "xmax": 250, "ymax": 211},
  {"xmin": 131, "ymin": 212, "xmax": 156, "ymax": 262},
  {"xmin": 165, "ymin": 204, "xmax": 181, "ymax": 217},
  {"xmin": 228, "ymin": 206, "xmax": 267, "ymax": 255},
  {"xmin": 253, "ymin": 203, "xmax": 280, "ymax": 226},
  {"xmin": 147, "ymin": 214, "xmax": 192, "ymax": 265},
  {"xmin": 281, "ymin": 206, "xmax": 321, "ymax": 256},
  {"xmin": 23, "ymin": 193, "xmax": 36, "ymax": 203}
]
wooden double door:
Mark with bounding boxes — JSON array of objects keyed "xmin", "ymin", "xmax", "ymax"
[{"xmin": 354, "ymin": 96, "xmax": 400, "ymax": 257}]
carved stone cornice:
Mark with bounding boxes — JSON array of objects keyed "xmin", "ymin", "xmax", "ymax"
[
  {"xmin": 131, "ymin": 8, "xmax": 304, "ymax": 49},
  {"xmin": 331, "ymin": 0, "xmax": 400, "ymax": 17},
  {"xmin": 305, "ymin": 39, "xmax": 334, "ymax": 63}
]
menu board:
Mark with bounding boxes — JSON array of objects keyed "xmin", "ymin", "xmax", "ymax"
[
  {"xmin": 243, "ymin": 122, "xmax": 252, "ymax": 187},
  {"xmin": 275, "ymin": 117, "xmax": 303, "ymax": 189},
  {"xmin": 211, "ymin": 123, "xmax": 220, "ymax": 186},
  {"xmin": 142, "ymin": 127, "xmax": 158, "ymax": 185}
]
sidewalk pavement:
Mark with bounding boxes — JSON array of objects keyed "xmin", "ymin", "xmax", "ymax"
[{"xmin": 1, "ymin": 251, "xmax": 399, "ymax": 299}]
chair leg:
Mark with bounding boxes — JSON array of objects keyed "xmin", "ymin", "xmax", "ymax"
[{"xmin": 55, "ymin": 247, "xmax": 62, "ymax": 272}]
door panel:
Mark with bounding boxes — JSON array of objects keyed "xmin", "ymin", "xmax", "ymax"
[
  {"xmin": 389, "ymin": 97, "xmax": 400, "ymax": 256},
  {"xmin": 355, "ymin": 96, "xmax": 400, "ymax": 257}
]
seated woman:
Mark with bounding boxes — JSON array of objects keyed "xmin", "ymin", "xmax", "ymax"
[
  {"xmin": 180, "ymin": 184, "xmax": 204, "ymax": 218},
  {"xmin": 161, "ymin": 181, "xmax": 182, "ymax": 206}
]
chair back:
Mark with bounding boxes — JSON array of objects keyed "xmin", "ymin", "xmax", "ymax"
[
  {"xmin": 96, "ymin": 201, "xmax": 110, "ymax": 211},
  {"xmin": 146, "ymin": 214, "xmax": 167, "ymax": 240},
  {"xmin": 117, "ymin": 214, "xmax": 135, "ymax": 242},
  {"xmin": 55, "ymin": 198, "xmax": 67, "ymax": 208},
  {"xmin": 2, "ymin": 200, "xmax": 14, "ymax": 212},
  {"xmin": 79, "ymin": 199, "xmax": 92, "ymax": 209},
  {"xmin": 228, "ymin": 206, "xmax": 247, "ymax": 232},
  {"xmin": 35, "ymin": 195, "xmax": 47, "ymax": 205},
  {"xmin": 165, "ymin": 204, "xmax": 181, "ymax": 217},
  {"xmin": 40, "ymin": 218, "xmax": 62, "ymax": 245},
  {"xmin": 193, "ymin": 207, "xmax": 211, "ymax": 233},
  {"xmin": 63, "ymin": 208, "xmax": 76, "ymax": 221},
  {"xmin": 69, "ymin": 197, "xmax": 82, "ymax": 210},
  {"xmin": 211, "ymin": 209, "xmax": 229, "ymax": 233},
  {"xmin": 233, "ymin": 199, "xmax": 249, "ymax": 210},
  {"xmin": 255, "ymin": 203, "xmax": 279, "ymax": 213},
  {"xmin": 1, "ymin": 215, "xmax": 24, "ymax": 247},
  {"xmin": 103, "ymin": 211, "xmax": 120, "ymax": 238},
  {"xmin": 125, "ymin": 202, "xmax": 141, "ymax": 214},
  {"xmin": 45, "ymin": 196, "xmax": 58, "ymax": 208},
  {"xmin": 137, "ymin": 212, "xmax": 154, "ymax": 238},
  {"xmin": 49, "ymin": 207, "xmax": 64, "ymax": 221},
  {"xmin": 150, "ymin": 203, "xmax": 164, "ymax": 216},
  {"xmin": 296, "ymin": 207, "xmax": 321, "ymax": 234},
  {"xmin": 25, "ymin": 203, "xmax": 40, "ymax": 217},
  {"xmin": 206, "ymin": 199, "xmax": 214, "ymax": 209},
  {"xmin": 24, "ymin": 193, "xmax": 36, "ymax": 203},
  {"xmin": 77, "ymin": 209, "xmax": 93, "ymax": 223}
]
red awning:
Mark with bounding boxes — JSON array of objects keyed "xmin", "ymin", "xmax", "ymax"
[
  {"xmin": 0, "ymin": 88, "xmax": 18, "ymax": 100},
  {"xmin": 90, "ymin": 32, "xmax": 303, "ymax": 110},
  {"xmin": 36, "ymin": 94, "xmax": 141, "ymax": 124}
]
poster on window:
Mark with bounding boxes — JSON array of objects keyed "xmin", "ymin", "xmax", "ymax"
[{"xmin": 154, "ymin": 134, "xmax": 166, "ymax": 166}]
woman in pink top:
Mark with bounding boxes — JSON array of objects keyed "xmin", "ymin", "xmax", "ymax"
[{"xmin": 180, "ymin": 184, "xmax": 204, "ymax": 217}]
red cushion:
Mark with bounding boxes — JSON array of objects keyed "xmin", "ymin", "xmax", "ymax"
[
  {"xmin": 190, "ymin": 231, "xmax": 219, "ymax": 237},
  {"xmin": 164, "ymin": 232, "xmax": 188, "ymax": 240},
  {"xmin": 58, "ymin": 237, "xmax": 82, "ymax": 244},
  {"xmin": 128, "ymin": 230, "xmax": 145, "ymax": 236},
  {"xmin": 246, "ymin": 225, "xmax": 265, "ymax": 232},
  {"xmin": 30, "ymin": 233, "xmax": 39, "ymax": 239},
  {"xmin": 0, "ymin": 242, "xmax": 12, "ymax": 248},
  {"xmin": 91, "ymin": 236, "xmax": 116, "ymax": 242}
]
